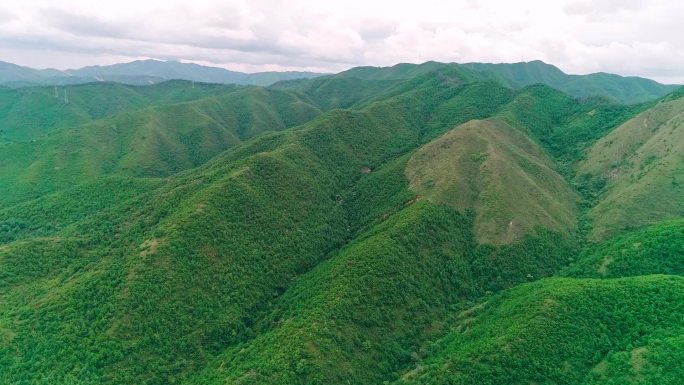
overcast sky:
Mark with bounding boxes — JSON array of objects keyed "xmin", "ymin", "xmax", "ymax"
[{"xmin": 0, "ymin": 0, "xmax": 683, "ymax": 83}]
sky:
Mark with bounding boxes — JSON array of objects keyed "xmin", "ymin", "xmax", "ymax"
[{"xmin": 0, "ymin": 0, "xmax": 683, "ymax": 83}]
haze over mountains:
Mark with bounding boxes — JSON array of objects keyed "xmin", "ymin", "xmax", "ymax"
[
  {"xmin": 1, "ymin": 59, "xmax": 679, "ymax": 104},
  {"xmin": 0, "ymin": 59, "xmax": 325, "ymax": 87},
  {"xmin": 1, "ymin": 59, "xmax": 683, "ymax": 385}
]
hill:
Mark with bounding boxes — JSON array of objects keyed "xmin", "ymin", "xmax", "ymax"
[
  {"xmin": 563, "ymin": 220, "xmax": 684, "ymax": 278},
  {"xmin": 0, "ymin": 85, "xmax": 322, "ymax": 205},
  {"xmin": 0, "ymin": 81, "xmax": 238, "ymax": 142},
  {"xmin": 393, "ymin": 275, "xmax": 684, "ymax": 385},
  {"xmin": 406, "ymin": 119, "xmax": 579, "ymax": 244},
  {"xmin": 69, "ymin": 60, "xmax": 324, "ymax": 86},
  {"xmin": 578, "ymin": 94, "xmax": 684, "ymax": 239},
  {"xmin": 0, "ymin": 67, "xmax": 586, "ymax": 384},
  {"xmin": 0, "ymin": 61, "xmax": 67, "ymax": 83}
]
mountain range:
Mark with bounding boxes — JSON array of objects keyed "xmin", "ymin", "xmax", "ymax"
[
  {"xmin": 0, "ymin": 59, "xmax": 683, "ymax": 385},
  {"xmin": 0, "ymin": 59, "xmax": 324, "ymax": 87}
]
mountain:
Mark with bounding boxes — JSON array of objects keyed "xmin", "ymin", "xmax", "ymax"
[
  {"xmin": 406, "ymin": 118, "xmax": 579, "ymax": 244},
  {"xmin": 332, "ymin": 60, "xmax": 679, "ymax": 104},
  {"xmin": 394, "ymin": 275, "xmax": 684, "ymax": 385},
  {"xmin": 462, "ymin": 60, "xmax": 679, "ymax": 104},
  {"xmin": 68, "ymin": 59, "xmax": 324, "ymax": 86},
  {"xmin": 0, "ymin": 59, "xmax": 324, "ymax": 87},
  {"xmin": 0, "ymin": 83, "xmax": 323, "ymax": 206},
  {"xmin": 578, "ymin": 92, "xmax": 684, "ymax": 239},
  {"xmin": 0, "ymin": 61, "xmax": 67, "ymax": 83},
  {"xmin": 0, "ymin": 80, "xmax": 241, "ymax": 142},
  {"xmin": 0, "ymin": 60, "xmax": 683, "ymax": 385}
]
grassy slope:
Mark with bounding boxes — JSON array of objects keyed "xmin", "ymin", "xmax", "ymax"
[
  {"xmin": 579, "ymin": 95, "xmax": 684, "ymax": 239},
  {"xmin": 406, "ymin": 118, "xmax": 579, "ymax": 244}
]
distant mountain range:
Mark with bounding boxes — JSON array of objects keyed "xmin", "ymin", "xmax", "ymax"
[
  {"xmin": 0, "ymin": 59, "xmax": 325, "ymax": 87},
  {"xmin": 1, "ymin": 59, "xmax": 680, "ymax": 104},
  {"xmin": 327, "ymin": 60, "xmax": 681, "ymax": 104}
]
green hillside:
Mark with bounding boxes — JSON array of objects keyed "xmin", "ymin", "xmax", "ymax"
[
  {"xmin": 0, "ymin": 86, "xmax": 322, "ymax": 205},
  {"xmin": 0, "ymin": 81, "xmax": 238, "ymax": 142},
  {"xmin": 406, "ymin": 119, "xmax": 579, "ymax": 244},
  {"xmin": 394, "ymin": 275, "xmax": 684, "ymax": 385},
  {"xmin": 579, "ymin": 94, "xmax": 684, "ymax": 239},
  {"xmin": 0, "ymin": 61, "xmax": 683, "ymax": 385},
  {"xmin": 563, "ymin": 220, "xmax": 684, "ymax": 278}
]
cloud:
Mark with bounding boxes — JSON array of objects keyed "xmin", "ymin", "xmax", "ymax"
[
  {"xmin": 564, "ymin": 0, "xmax": 646, "ymax": 15},
  {"xmin": 0, "ymin": 7, "xmax": 16, "ymax": 24},
  {"xmin": 0, "ymin": 0, "xmax": 682, "ymax": 82}
]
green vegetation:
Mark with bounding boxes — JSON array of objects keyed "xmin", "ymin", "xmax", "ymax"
[
  {"xmin": 0, "ymin": 61, "xmax": 682, "ymax": 384},
  {"xmin": 563, "ymin": 220, "xmax": 684, "ymax": 278},
  {"xmin": 406, "ymin": 119, "xmax": 579, "ymax": 244},
  {"xmin": 394, "ymin": 275, "xmax": 684, "ymax": 385},
  {"xmin": 461, "ymin": 60, "xmax": 680, "ymax": 104},
  {"xmin": 0, "ymin": 59, "xmax": 323, "ymax": 87},
  {"xmin": 336, "ymin": 60, "xmax": 678, "ymax": 104},
  {"xmin": 579, "ymin": 96, "xmax": 684, "ymax": 239},
  {"xmin": 0, "ymin": 81, "xmax": 238, "ymax": 142},
  {"xmin": 0, "ymin": 85, "xmax": 322, "ymax": 205}
]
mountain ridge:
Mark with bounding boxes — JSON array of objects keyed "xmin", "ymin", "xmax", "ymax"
[{"xmin": 0, "ymin": 59, "xmax": 325, "ymax": 87}]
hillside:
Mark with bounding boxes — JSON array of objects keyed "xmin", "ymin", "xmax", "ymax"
[
  {"xmin": 406, "ymin": 119, "xmax": 579, "ymax": 244},
  {"xmin": 0, "ymin": 66, "xmax": 582, "ymax": 384},
  {"xmin": 563, "ymin": 220, "xmax": 684, "ymax": 278},
  {"xmin": 394, "ymin": 275, "xmax": 684, "ymax": 385},
  {"xmin": 0, "ymin": 61, "xmax": 683, "ymax": 385},
  {"xmin": 0, "ymin": 81, "xmax": 238, "ymax": 142},
  {"xmin": 0, "ymin": 86, "xmax": 322, "ymax": 205},
  {"xmin": 579, "ymin": 94, "xmax": 684, "ymax": 239}
]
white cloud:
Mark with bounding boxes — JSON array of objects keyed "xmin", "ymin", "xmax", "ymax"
[{"xmin": 0, "ymin": 0, "xmax": 682, "ymax": 82}]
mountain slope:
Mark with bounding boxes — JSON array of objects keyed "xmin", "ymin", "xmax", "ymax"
[
  {"xmin": 563, "ymin": 220, "xmax": 684, "ymax": 278},
  {"xmin": 0, "ymin": 86, "xmax": 322, "ymax": 205},
  {"xmin": 0, "ymin": 69, "xmax": 585, "ymax": 385},
  {"xmin": 0, "ymin": 61, "xmax": 67, "ymax": 83},
  {"xmin": 406, "ymin": 119, "xmax": 579, "ymax": 244},
  {"xmin": 0, "ymin": 81, "xmax": 238, "ymax": 142},
  {"xmin": 394, "ymin": 275, "xmax": 684, "ymax": 385},
  {"xmin": 578, "ymin": 94, "xmax": 684, "ymax": 239}
]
